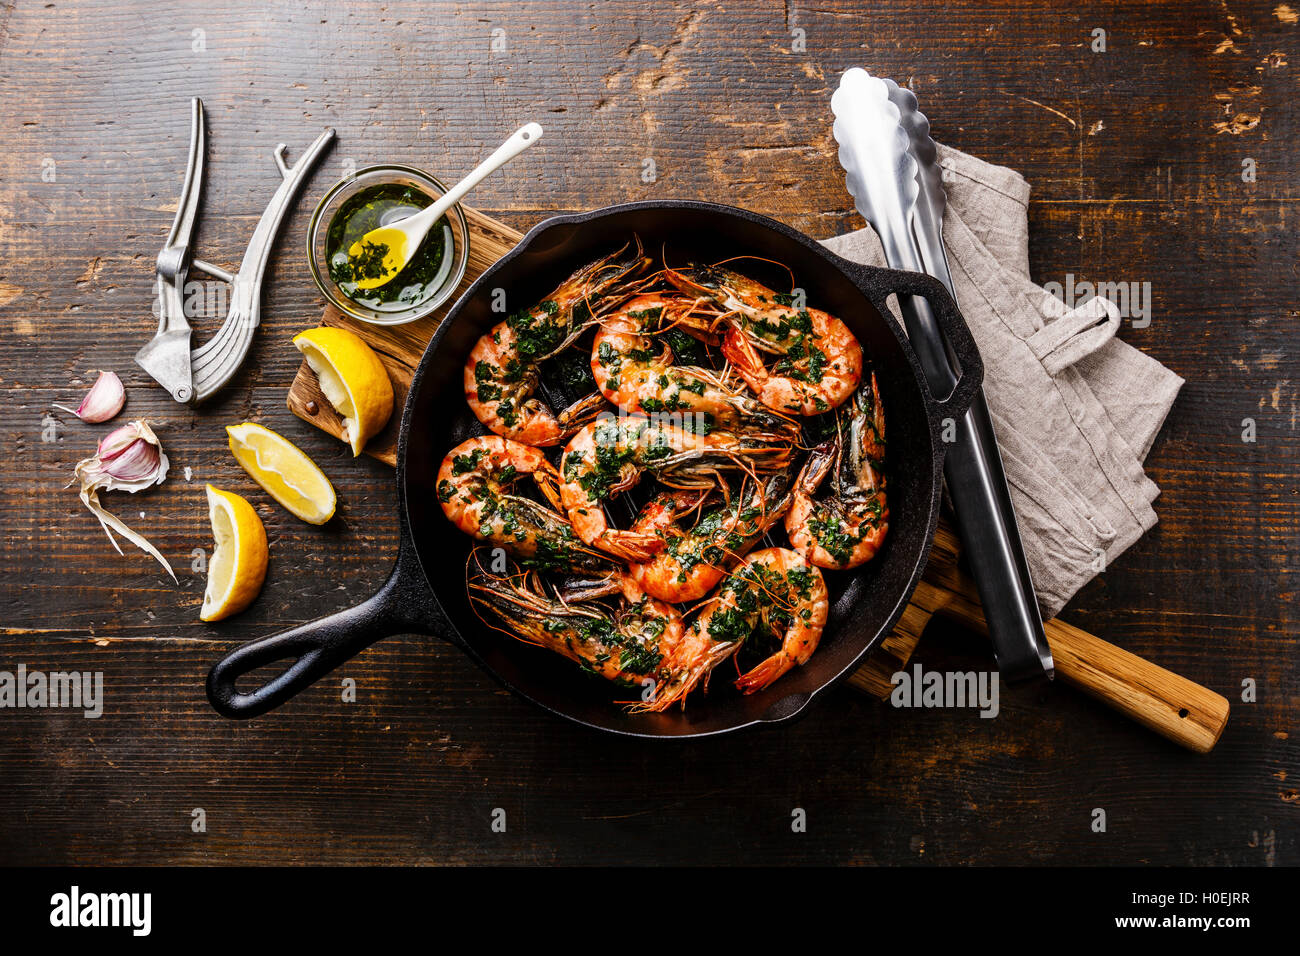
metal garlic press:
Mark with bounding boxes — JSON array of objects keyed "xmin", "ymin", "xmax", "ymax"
[{"xmin": 135, "ymin": 98, "xmax": 335, "ymax": 404}]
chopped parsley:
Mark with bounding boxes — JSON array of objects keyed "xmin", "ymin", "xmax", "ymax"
[
  {"xmin": 807, "ymin": 512, "xmax": 861, "ymax": 566},
  {"xmin": 507, "ymin": 303, "xmax": 566, "ymax": 360},
  {"xmin": 451, "ymin": 449, "xmax": 486, "ymax": 476},
  {"xmin": 662, "ymin": 328, "xmax": 707, "ymax": 366},
  {"xmin": 328, "ymin": 239, "xmax": 393, "ymax": 286}
]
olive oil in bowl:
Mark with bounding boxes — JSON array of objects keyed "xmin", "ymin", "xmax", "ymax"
[{"xmin": 307, "ymin": 165, "xmax": 469, "ymax": 326}]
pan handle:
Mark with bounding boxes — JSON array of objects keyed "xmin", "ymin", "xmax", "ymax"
[
  {"xmin": 839, "ymin": 260, "xmax": 984, "ymax": 422},
  {"xmin": 206, "ymin": 532, "xmax": 447, "ymax": 719}
]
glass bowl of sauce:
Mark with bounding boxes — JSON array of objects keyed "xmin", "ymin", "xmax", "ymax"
[{"xmin": 307, "ymin": 165, "xmax": 469, "ymax": 326}]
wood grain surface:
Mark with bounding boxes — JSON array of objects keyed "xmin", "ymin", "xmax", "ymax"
[{"xmin": 0, "ymin": 0, "xmax": 1295, "ymax": 866}]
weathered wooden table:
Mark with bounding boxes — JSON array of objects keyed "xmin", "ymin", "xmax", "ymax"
[{"xmin": 0, "ymin": 0, "xmax": 1294, "ymax": 865}]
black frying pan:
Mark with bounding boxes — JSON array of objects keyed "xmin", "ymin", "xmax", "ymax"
[{"xmin": 207, "ymin": 201, "xmax": 982, "ymax": 737}]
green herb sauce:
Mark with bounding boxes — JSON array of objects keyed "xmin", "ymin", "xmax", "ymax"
[{"xmin": 326, "ymin": 182, "xmax": 452, "ymax": 312}]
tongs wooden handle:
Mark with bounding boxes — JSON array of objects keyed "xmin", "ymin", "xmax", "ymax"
[
  {"xmin": 920, "ymin": 536, "xmax": 1230, "ymax": 753},
  {"xmin": 852, "ymin": 521, "xmax": 1231, "ymax": 753}
]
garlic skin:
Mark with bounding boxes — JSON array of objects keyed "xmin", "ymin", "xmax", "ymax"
[
  {"xmin": 53, "ymin": 370, "xmax": 125, "ymax": 423},
  {"xmin": 73, "ymin": 420, "xmax": 175, "ymax": 581}
]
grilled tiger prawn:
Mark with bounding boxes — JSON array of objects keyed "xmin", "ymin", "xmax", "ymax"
[
  {"xmin": 633, "ymin": 547, "xmax": 829, "ymax": 711},
  {"xmin": 591, "ymin": 292, "xmax": 798, "ymax": 440},
  {"xmin": 465, "ymin": 240, "xmax": 650, "ymax": 446},
  {"xmin": 468, "ymin": 557, "xmax": 683, "ymax": 687},
  {"xmin": 665, "ymin": 263, "xmax": 862, "ymax": 416},
  {"xmin": 625, "ymin": 470, "xmax": 796, "ymax": 603},
  {"xmin": 785, "ymin": 373, "xmax": 889, "ymax": 570},
  {"xmin": 558, "ymin": 416, "xmax": 796, "ymax": 562},
  {"xmin": 437, "ymin": 436, "xmax": 617, "ymax": 575}
]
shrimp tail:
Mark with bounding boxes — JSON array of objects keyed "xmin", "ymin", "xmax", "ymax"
[
  {"xmin": 630, "ymin": 640, "xmax": 739, "ymax": 713},
  {"xmin": 530, "ymin": 465, "xmax": 564, "ymax": 513},
  {"xmin": 795, "ymin": 439, "xmax": 837, "ymax": 496},
  {"xmin": 556, "ymin": 392, "xmax": 609, "ymax": 436},
  {"xmin": 555, "ymin": 572, "xmax": 627, "ymax": 603},
  {"xmin": 598, "ymin": 530, "xmax": 663, "ymax": 563},
  {"xmin": 721, "ymin": 327, "xmax": 763, "ymax": 378},
  {"xmin": 734, "ymin": 654, "xmax": 795, "ymax": 695}
]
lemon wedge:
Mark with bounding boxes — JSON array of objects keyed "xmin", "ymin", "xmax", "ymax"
[
  {"xmin": 200, "ymin": 485, "xmax": 269, "ymax": 622},
  {"xmin": 226, "ymin": 422, "xmax": 337, "ymax": 525},
  {"xmin": 293, "ymin": 327, "xmax": 394, "ymax": 457}
]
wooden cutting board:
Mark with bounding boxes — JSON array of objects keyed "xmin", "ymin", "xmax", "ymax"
[{"xmin": 288, "ymin": 206, "xmax": 1229, "ymax": 750}]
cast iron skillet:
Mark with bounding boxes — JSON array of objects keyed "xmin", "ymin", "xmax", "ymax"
[{"xmin": 207, "ymin": 201, "xmax": 982, "ymax": 737}]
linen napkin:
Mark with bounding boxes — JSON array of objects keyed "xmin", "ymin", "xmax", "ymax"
[{"xmin": 821, "ymin": 143, "xmax": 1183, "ymax": 618}]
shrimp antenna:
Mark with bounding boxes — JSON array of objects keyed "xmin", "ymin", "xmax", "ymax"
[{"xmin": 710, "ymin": 254, "xmax": 797, "ymax": 291}]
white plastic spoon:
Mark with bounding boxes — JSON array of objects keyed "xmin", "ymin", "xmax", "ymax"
[{"xmin": 347, "ymin": 122, "xmax": 543, "ymax": 289}]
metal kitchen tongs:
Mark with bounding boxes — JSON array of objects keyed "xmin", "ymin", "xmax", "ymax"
[
  {"xmin": 136, "ymin": 98, "xmax": 335, "ymax": 404},
  {"xmin": 832, "ymin": 69, "xmax": 1054, "ymax": 682}
]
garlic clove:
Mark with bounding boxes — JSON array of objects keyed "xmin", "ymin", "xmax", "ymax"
[
  {"xmin": 101, "ymin": 437, "xmax": 162, "ymax": 483},
  {"xmin": 88, "ymin": 421, "xmax": 169, "ymax": 492},
  {"xmin": 54, "ymin": 370, "xmax": 125, "ymax": 423},
  {"xmin": 71, "ymin": 419, "xmax": 175, "ymax": 581},
  {"xmin": 97, "ymin": 421, "xmax": 144, "ymax": 460}
]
